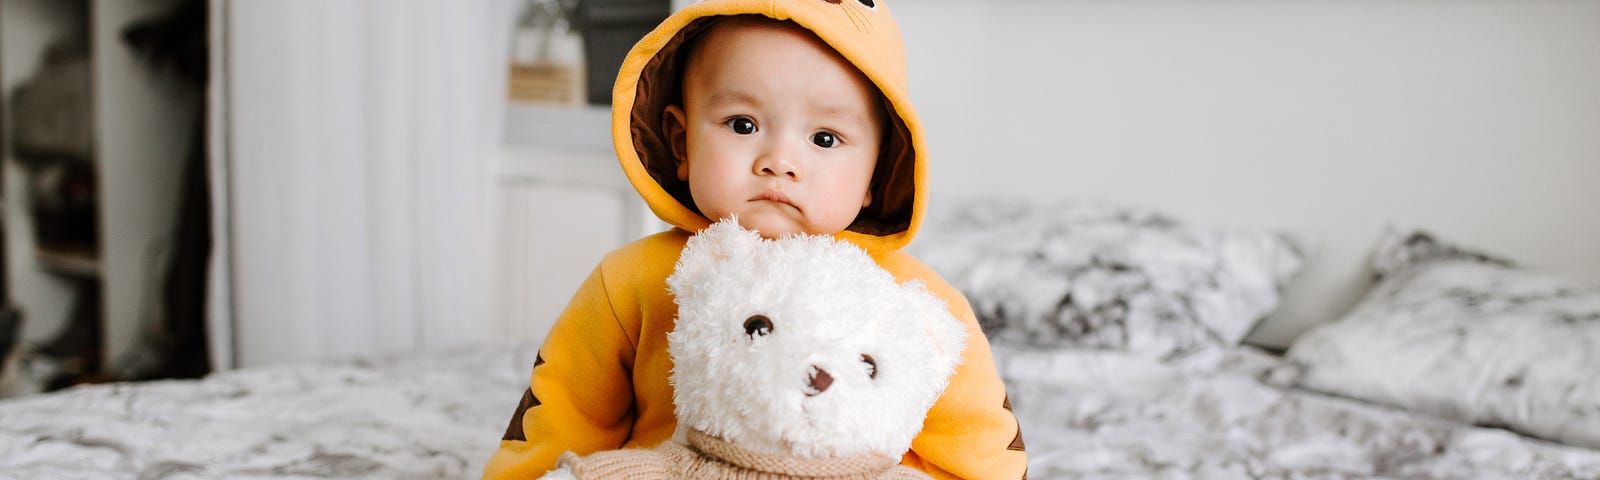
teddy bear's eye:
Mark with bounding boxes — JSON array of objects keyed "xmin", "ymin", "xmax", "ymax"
[
  {"xmin": 857, "ymin": 0, "xmax": 876, "ymax": 9},
  {"xmin": 744, "ymin": 315, "xmax": 773, "ymax": 338},
  {"xmin": 861, "ymin": 354, "xmax": 877, "ymax": 380}
]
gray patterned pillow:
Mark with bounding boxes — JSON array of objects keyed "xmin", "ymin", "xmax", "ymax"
[
  {"xmin": 909, "ymin": 198, "xmax": 1309, "ymax": 357},
  {"xmin": 1285, "ymin": 227, "xmax": 1600, "ymax": 449}
]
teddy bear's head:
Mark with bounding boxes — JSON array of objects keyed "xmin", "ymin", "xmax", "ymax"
[{"xmin": 665, "ymin": 219, "xmax": 967, "ymax": 460}]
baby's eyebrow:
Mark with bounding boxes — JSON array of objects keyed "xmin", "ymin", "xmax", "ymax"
[
  {"xmin": 708, "ymin": 91, "xmax": 760, "ymax": 108},
  {"xmin": 812, "ymin": 104, "xmax": 870, "ymax": 126}
]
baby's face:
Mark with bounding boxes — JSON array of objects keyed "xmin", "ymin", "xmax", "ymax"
[{"xmin": 666, "ymin": 19, "xmax": 883, "ymax": 238}]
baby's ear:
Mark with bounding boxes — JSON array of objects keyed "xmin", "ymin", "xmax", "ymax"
[
  {"xmin": 900, "ymin": 280, "xmax": 967, "ymax": 374},
  {"xmin": 662, "ymin": 104, "xmax": 689, "ymax": 181},
  {"xmin": 668, "ymin": 218, "xmax": 762, "ymax": 298}
]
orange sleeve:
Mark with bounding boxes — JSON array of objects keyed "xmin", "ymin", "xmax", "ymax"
[
  {"xmin": 482, "ymin": 265, "xmax": 640, "ymax": 479},
  {"xmin": 901, "ymin": 278, "xmax": 1029, "ymax": 480}
]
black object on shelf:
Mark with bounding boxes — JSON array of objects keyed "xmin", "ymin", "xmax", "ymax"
[
  {"xmin": 8, "ymin": 38, "xmax": 93, "ymax": 166},
  {"xmin": 573, "ymin": 0, "xmax": 671, "ymax": 106},
  {"xmin": 28, "ymin": 161, "xmax": 99, "ymax": 251},
  {"xmin": 9, "ymin": 36, "xmax": 99, "ymax": 253}
]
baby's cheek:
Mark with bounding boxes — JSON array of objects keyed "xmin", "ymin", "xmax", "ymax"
[{"xmin": 803, "ymin": 203, "xmax": 861, "ymax": 235}]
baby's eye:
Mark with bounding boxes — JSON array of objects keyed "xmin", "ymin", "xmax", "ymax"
[
  {"xmin": 811, "ymin": 131, "xmax": 838, "ymax": 148},
  {"xmin": 725, "ymin": 117, "xmax": 757, "ymax": 135}
]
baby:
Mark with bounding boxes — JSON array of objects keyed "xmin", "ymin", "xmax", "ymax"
[{"xmin": 482, "ymin": 1, "xmax": 1027, "ymax": 479}]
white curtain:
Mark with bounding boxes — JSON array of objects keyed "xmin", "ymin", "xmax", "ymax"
[{"xmin": 212, "ymin": 0, "xmax": 514, "ymax": 368}]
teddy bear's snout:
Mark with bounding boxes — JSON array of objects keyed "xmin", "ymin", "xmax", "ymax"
[{"xmin": 806, "ymin": 366, "xmax": 834, "ymax": 396}]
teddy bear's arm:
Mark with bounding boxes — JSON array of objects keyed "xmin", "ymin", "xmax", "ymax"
[
  {"xmin": 880, "ymin": 252, "xmax": 1029, "ymax": 480},
  {"xmin": 549, "ymin": 448, "xmax": 676, "ymax": 479},
  {"xmin": 887, "ymin": 465, "xmax": 937, "ymax": 480}
]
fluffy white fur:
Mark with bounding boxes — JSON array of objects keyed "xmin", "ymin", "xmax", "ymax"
[
  {"xmin": 664, "ymin": 218, "xmax": 967, "ymax": 459},
  {"xmin": 539, "ymin": 219, "xmax": 966, "ymax": 478}
]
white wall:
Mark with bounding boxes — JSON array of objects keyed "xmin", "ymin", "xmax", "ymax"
[{"xmin": 891, "ymin": 0, "xmax": 1600, "ymax": 348}]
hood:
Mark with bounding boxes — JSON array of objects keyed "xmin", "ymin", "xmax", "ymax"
[{"xmin": 611, "ymin": 0, "xmax": 926, "ymax": 254}]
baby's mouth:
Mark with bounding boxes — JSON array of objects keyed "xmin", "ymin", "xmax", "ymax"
[{"xmin": 751, "ymin": 190, "xmax": 798, "ymax": 210}]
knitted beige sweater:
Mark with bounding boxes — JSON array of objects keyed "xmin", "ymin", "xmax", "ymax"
[{"xmin": 555, "ymin": 430, "xmax": 931, "ymax": 479}]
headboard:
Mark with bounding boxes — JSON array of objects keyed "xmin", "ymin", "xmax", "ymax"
[{"xmin": 892, "ymin": 0, "xmax": 1600, "ymax": 348}]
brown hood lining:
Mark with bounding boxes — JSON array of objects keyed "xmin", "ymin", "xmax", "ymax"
[{"xmin": 628, "ymin": 15, "xmax": 915, "ymax": 237}]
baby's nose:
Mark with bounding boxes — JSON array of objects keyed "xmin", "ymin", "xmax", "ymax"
[
  {"xmin": 806, "ymin": 366, "xmax": 833, "ymax": 396},
  {"xmin": 755, "ymin": 154, "xmax": 800, "ymax": 180},
  {"xmin": 753, "ymin": 140, "xmax": 802, "ymax": 180}
]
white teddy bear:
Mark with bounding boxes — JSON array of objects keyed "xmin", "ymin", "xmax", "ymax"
[{"xmin": 542, "ymin": 218, "xmax": 967, "ymax": 479}]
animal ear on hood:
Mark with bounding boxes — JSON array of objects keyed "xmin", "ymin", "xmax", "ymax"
[
  {"xmin": 667, "ymin": 217, "xmax": 763, "ymax": 299},
  {"xmin": 899, "ymin": 279, "xmax": 967, "ymax": 375}
]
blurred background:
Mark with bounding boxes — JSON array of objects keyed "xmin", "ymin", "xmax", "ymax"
[
  {"xmin": 3, "ymin": 0, "xmax": 209, "ymax": 395},
  {"xmin": 1, "ymin": 0, "xmax": 1596, "ymax": 398}
]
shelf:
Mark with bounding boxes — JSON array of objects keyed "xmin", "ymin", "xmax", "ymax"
[
  {"xmin": 35, "ymin": 245, "xmax": 100, "ymax": 279},
  {"xmin": 500, "ymin": 100, "xmax": 627, "ymax": 190},
  {"xmin": 496, "ymin": 144, "xmax": 628, "ymax": 191},
  {"xmin": 3, "ymin": 0, "xmax": 196, "ymax": 376},
  {"xmin": 503, "ymin": 101, "xmax": 612, "ymax": 149}
]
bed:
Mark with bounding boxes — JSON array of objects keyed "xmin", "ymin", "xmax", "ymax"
[
  {"xmin": 3, "ymin": 199, "xmax": 1599, "ymax": 479},
  {"xmin": 911, "ymin": 198, "xmax": 1600, "ymax": 479}
]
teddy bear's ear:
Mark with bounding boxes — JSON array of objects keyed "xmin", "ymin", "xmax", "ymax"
[
  {"xmin": 668, "ymin": 217, "xmax": 763, "ymax": 298},
  {"xmin": 900, "ymin": 280, "xmax": 968, "ymax": 373}
]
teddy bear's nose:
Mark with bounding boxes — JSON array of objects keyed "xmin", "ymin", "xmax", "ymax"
[{"xmin": 806, "ymin": 366, "xmax": 833, "ymax": 396}]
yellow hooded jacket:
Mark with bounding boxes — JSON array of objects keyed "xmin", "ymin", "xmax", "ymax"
[{"xmin": 483, "ymin": 1, "xmax": 1027, "ymax": 478}]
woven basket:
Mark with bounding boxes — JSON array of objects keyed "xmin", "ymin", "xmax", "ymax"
[{"xmin": 508, "ymin": 62, "xmax": 585, "ymax": 105}]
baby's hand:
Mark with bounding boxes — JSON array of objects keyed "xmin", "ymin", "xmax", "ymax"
[{"xmin": 535, "ymin": 452, "xmax": 581, "ymax": 480}]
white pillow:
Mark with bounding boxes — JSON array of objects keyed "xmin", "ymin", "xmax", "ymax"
[
  {"xmin": 910, "ymin": 198, "xmax": 1309, "ymax": 357},
  {"xmin": 1285, "ymin": 227, "xmax": 1600, "ymax": 449}
]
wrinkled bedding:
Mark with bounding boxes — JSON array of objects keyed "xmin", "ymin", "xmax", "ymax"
[
  {"xmin": 0, "ymin": 345, "xmax": 535, "ymax": 480},
  {"xmin": 3, "ymin": 341, "xmax": 1599, "ymax": 479},
  {"xmin": 993, "ymin": 342, "xmax": 1600, "ymax": 479}
]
